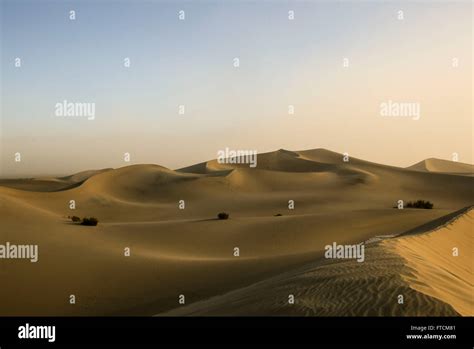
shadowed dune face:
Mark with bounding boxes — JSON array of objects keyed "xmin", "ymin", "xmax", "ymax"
[
  {"xmin": 0, "ymin": 148, "xmax": 473, "ymax": 316},
  {"xmin": 159, "ymin": 244, "xmax": 460, "ymax": 317}
]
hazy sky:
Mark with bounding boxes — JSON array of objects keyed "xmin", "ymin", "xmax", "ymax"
[{"xmin": 1, "ymin": 0, "xmax": 472, "ymax": 177}]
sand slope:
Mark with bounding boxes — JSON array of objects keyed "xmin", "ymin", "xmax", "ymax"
[
  {"xmin": 160, "ymin": 208, "xmax": 473, "ymax": 316},
  {"xmin": 0, "ymin": 149, "xmax": 472, "ymax": 316},
  {"xmin": 408, "ymin": 158, "xmax": 474, "ymax": 175},
  {"xmin": 0, "ymin": 168, "xmax": 111, "ymax": 192},
  {"xmin": 385, "ymin": 207, "xmax": 473, "ymax": 316}
]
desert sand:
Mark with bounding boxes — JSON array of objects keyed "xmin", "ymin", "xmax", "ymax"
[
  {"xmin": 408, "ymin": 158, "xmax": 474, "ymax": 175},
  {"xmin": 161, "ymin": 207, "xmax": 473, "ymax": 316},
  {"xmin": 0, "ymin": 149, "xmax": 472, "ymax": 316}
]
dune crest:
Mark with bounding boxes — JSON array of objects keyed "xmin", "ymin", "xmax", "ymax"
[
  {"xmin": 384, "ymin": 207, "xmax": 473, "ymax": 316},
  {"xmin": 0, "ymin": 168, "xmax": 112, "ymax": 192},
  {"xmin": 408, "ymin": 158, "xmax": 474, "ymax": 175},
  {"xmin": 159, "ymin": 209, "xmax": 473, "ymax": 316}
]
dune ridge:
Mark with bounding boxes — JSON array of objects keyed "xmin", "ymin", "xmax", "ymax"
[
  {"xmin": 408, "ymin": 158, "xmax": 474, "ymax": 175},
  {"xmin": 160, "ymin": 209, "xmax": 473, "ymax": 316},
  {"xmin": 385, "ymin": 207, "xmax": 473, "ymax": 316}
]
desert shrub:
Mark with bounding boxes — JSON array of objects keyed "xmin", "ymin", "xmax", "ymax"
[
  {"xmin": 71, "ymin": 216, "xmax": 81, "ymax": 222},
  {"xmin": 217, "ymin": 212, "xmax": 229, "ymax": 220},
  {"xmin": 81, "ymin": 217, "xmax": 99, "ymax": 226},
  {"xmin": 406, "ymin": 200, "xmax": 433, "ymax": 209}
]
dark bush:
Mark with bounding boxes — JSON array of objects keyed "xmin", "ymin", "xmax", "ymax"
[
  {"xmin": 274, "ymin": 213, "xmax": 283, "ymax": 216},
  {"xmin": 81, "ymin": 217, "xmax": 99, "ymax": 226},
  {"xmin": 217, "ymin": 212, "xmax": 229, "ymax": 220},
  {"xmin": 71, "ymin": 216, "xmax": 81, "ymax": 222},
  {"xmin": 406, "ymin": 200, "xmax": 433, "ymax": 209}
]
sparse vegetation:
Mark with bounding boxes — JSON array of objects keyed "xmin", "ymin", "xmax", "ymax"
[
  {"xmin": 80, "ymin": 217, "xmax": 99, "ymax": 226},
  {"xmin": 217, "ymin": 212, "xmax": 229, "ymax": 220},
  {"xmin": 406, "ymin": 200, "xmax": 434, "ymax": 209},
  {"xmin": 70, "ymin": 215, "xmax": 81, "ymax": 222}
]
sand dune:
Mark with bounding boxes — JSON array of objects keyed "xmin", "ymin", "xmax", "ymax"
[
  {"xmin": 0, "ymin": 168, "xmax": 111, "ymax": 192},
  {"xmin": 160, "ymin": 208, "xmax": 473, "ymax": 316},
  {"xmin": 385, "ymin": 207, "xmax": 473, "ymax": 316},
  {"xmin": 0, "ymin": 148, "xmax": 472, "ymax": 316},
  {"xmin": 408, "ymin": 158, "xmax": 474, "ymax": 175}
]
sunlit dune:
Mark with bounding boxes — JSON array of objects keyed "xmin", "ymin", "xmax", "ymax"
[{"xmin": 0, "ymin": 149, "xmax": 472, "ymax": 316}]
